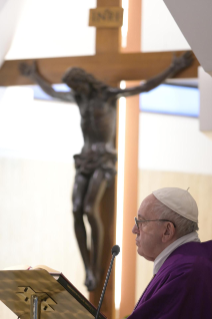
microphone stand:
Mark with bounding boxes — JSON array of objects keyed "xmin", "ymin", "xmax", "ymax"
[{"xmin": 95, "ymin": 248, "xmax": 119, "ymax": 319}]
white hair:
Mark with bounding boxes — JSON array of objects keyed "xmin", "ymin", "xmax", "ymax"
[{"xmin": 151, "ymin": 197, "xmax": 199, "ymax": 238}]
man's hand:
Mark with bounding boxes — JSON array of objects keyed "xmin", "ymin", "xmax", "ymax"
[
  {"xmin": 171, "ymin": 51, "xmax": 193, "ymax": 73},
  {"xmin": 19, "ymin": 61, "xmax": 38, "ymax": 78}
]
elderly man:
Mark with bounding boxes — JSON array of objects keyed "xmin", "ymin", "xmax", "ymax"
[{"xmin": 130, "ymin": 187, "xmax": 212, "ymax": 318}]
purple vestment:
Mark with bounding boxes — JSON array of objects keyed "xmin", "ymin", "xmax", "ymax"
[{"xmin": 128, "ymin": 241, "xmax": 212, "ymax": 319}]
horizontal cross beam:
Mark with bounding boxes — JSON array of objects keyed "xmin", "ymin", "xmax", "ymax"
[{"xmin": 0, "ymin": 51, "xmax": 199, "ymax": 87}]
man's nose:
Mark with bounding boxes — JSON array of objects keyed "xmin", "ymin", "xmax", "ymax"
[{"xmin": 132, "ymin": 224, "xmax": 138, "ymax": 234}]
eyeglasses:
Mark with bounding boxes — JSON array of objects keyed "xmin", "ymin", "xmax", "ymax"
[{"xmin": 134, "ymin": 217, "xmax": 176, "ymax": 229}]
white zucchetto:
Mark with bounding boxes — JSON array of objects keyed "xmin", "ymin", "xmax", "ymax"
[{"xmin": 153, "ymin": 187, "xmax": 198, "ymax": 223}]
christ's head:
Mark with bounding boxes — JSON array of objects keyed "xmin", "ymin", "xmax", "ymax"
[{"xmin": 62, "ymin": 67, "xmax": 108, "ymax": 96}]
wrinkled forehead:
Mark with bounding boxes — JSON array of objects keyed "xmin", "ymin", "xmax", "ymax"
[{"xmin": 138, "ymin": 194, "xmax": 158, "ymax": 219}]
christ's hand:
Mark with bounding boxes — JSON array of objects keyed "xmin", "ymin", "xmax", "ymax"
[
  {"xmin": 171, "ymin": 51, "xmax": 193, "ymax": 72},
  {"xmin": 19, "ymin": 61, "xmax": 38, "ymax": 79}
]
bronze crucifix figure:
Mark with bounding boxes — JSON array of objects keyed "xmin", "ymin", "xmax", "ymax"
[{"xmin": 20, "ymin": 51, "xmax": 192, "ymax": 291}]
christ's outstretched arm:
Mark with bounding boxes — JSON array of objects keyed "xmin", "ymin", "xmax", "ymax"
[
  {"xmin": 108, "ymin": 51, "xmax": 193, "ymax": 100},
  {"xmin": 19, "ymin": 62, "xmax": 76, "ymax": 103}
]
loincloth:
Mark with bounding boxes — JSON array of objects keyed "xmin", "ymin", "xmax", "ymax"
[{"xmin": 73, "ymin": 144, "xmax": 117, "ymax": 184}]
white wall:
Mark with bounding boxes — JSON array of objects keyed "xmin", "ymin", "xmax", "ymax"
[
  {"xmin": 0, "ymin": 87, "xmax": 83, "ymax": 161},
  {"xmin": 138, "ymin": 113, "xmax": 212, "ymax": 175},
  {"xmin": 141, "ymin": 0, "xmax": 190, "ymax": 52},
  {"xmin": 5, "ymin": 0, "xmax": 96, "ymax": 60}
]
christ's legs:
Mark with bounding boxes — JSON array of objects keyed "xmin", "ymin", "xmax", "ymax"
[
  {"xmin": 72, "ymin": 173, "xmax": 91, "ymax": 279},
  {"xmin": 83, "ymin": 169, "xmax": 107, "ymax": 291}
]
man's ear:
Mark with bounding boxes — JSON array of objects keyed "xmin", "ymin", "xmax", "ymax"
[{"xmin": 162, "ymin": 222, "xmax": 176, "ymax": 243}]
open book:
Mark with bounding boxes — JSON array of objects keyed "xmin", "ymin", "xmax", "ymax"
[
  {"xmin": 1, "ymin": 264, "xmax": 106, "ymax": 319},
  {"xmin": 3, "ymin": 264, "xmax": 60, "ymax": 274}
]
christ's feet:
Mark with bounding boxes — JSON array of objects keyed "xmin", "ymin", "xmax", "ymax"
[{"xmin": 85, "ymin": 269, "xmax": 97, "ymax": 291}]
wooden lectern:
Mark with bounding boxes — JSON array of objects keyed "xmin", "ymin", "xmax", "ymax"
[{"xmin": 0, "ymin": 269, "xmax": 106, "ymax": 319}]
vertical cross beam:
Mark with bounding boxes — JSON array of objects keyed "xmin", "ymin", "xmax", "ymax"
[
  {"xmin": 89, "ymin": 1, "xmax": 122, "ymax": 319},
  {"xmin": 95, "ymin": 0, "xmax": 122, "ymax": 55}
]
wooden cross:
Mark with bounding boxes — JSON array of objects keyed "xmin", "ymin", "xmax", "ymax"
[
  {"xmin": 0, "ymin": 0, "xmax": 199, "ymax": 87},
  {"xmin": 0, "ymin": 1, "xmax": 199, "ymax": 318}
]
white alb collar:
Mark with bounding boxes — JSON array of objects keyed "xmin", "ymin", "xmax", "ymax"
[{"xmin": 153, "ymin": 231, "xmax": 200, "ymax": 275}]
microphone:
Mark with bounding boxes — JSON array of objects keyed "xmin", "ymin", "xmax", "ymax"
[
  {"xmin": 112, "ymin": 245, "xmax": 120, "ymax": 256},
  {"xmin": 95, "ymin": 245, "xmax": 120, "ymax": 319}
]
